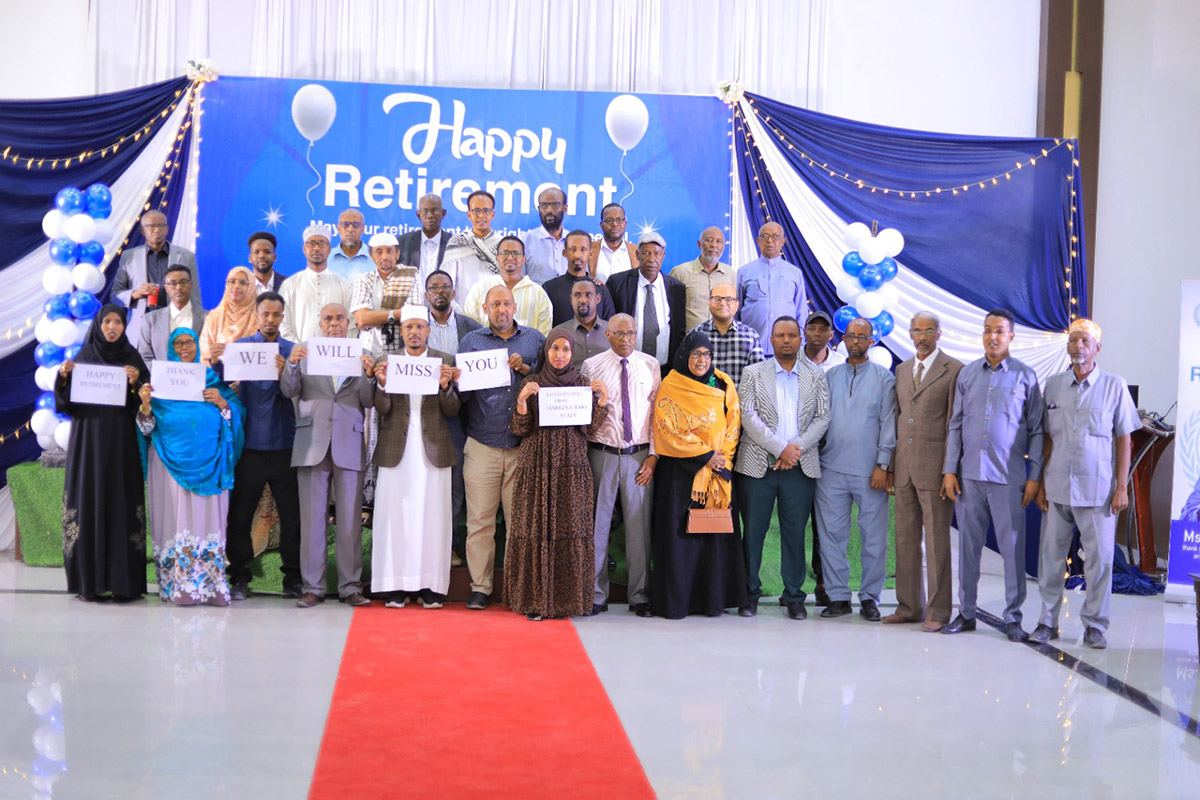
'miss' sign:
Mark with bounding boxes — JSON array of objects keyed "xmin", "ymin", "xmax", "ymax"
[{"xmin": 384, "ymin": 355, "xmax": 442, "ymax": 395}]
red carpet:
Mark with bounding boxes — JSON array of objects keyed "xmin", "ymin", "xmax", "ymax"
[{"xmin": 308, "ymin": 605, "xmax": 654, "ymax": 799}]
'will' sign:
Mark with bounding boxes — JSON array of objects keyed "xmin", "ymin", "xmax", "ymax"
[{"xmin": 307, "ymin": 337, "xmax": 364, "ymax": 377}]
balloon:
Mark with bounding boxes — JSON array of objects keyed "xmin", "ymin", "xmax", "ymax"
[
  {"xmin": 85, "ymin": 200, "xmax": 111, "ymax": 220},
  {"xmin": 42, "ymin": 209, "xmax": 68, "ymax": 239},
  {"xmin": 37, "ymin": 433, "xmax": 58, "ymax": 452},
  {"xmin": 72, "ymin": 262, "xmax": 105, "ymax": 292},
  {"xmin": 832, "ymin": 305, "xmax": 857, "ymax": 333},
  {"xmin": 856, "ymin": 291, "xmax": 884, "ymax": 320},
  {"xmin": 867, "ymin": 346, "xmax": 893, "ymax": 369},
  {"xmin": 68, "ymin": 290, "xmax": 99, "ymax": 320},
  {"xmin": 43, "ymin": 265, "xmax": 75, "ymax": 295},
  {"xmin": 869, "ymin": 320, "xmax": 882, "ymax": 341},
  {"xmin": 859, "ymin": 236, "xmax": 886, "ymax": 266},
  {"xmin": 844, "ymin": 221, "xmax": 871, "ymax": 250},
  {"xmin": 77, "ymin": 241, "xmax": 105, "ymax": 266},
  {"xmin": 841, "ymin": 251, "xmax": 865, "ymax": 277},
  {"xmin": 64, "ymin": 344, "xmax": 81, "ymax": 361},
  {"xmin": 872, "ymin": 310, "xmax": 895, "ymax": 337},
  {"xmin": 35, "ymin": 366, "xmax": 58, "ymax": 391},
  {"xmin": 34, "ymin": 392, "xmax": 56, "ymax": 412},
  {"xmin": 44, "ymin": 294, "xmax": 72, "ymax": 321},
  {"xmin": 50, "ymin": 318, "xmax": 78, "ymax": 347},
  {"xmin": 93, "ymin": 219, "xmax": 115, "ymax": 244},
  {"xmin": 604, "ymin": 94, "xmax": 649, "ymax": 152},
  {"xmin": 65, "ymin": 213, "xmax": 96, "ymax": 244},
  {"xmin": 53, "ymin": 421, "xmax": 71, "ymax": 452},
  {"xmin": 878, "ymin": 227, "xmax": 905, "ymax": 258},
  {"xmin": 35, "ymin": 316, "xmax": 54, "ymax": 343},
  {"xmin": 876, "ymin": 283, "xmax": 900, "ymax": 309},
  {"xmin": 86, "ymin": 183, "xmax": 113, "ymax": 206},
  {"xmin": 34, "ymin": 342, "xmax": 65, "ymax": 368},
  {"xmin": 54, "ymin": 187, "xmax": 85, "ymax": 216},
  {"xmin": 48, "ymin": 238, "xmax": 79, "ymax": 267},
  {"xmin": 835, "ymin": 276, "xmax": 862, "ymax": 303},
  {"xmin": 291, "ymin": 84, "xmax": 337, "ymax": 142},
  {"xmin": 31, "ymin": 409, "xmax": 58, "ymax": 437},
  {"xmin": 857, "ymin": 265, "xmax": 884, "ymax": 292},
  {"xmin": 75, "ymin": 319, "xmax": 91, "ymax": 344},
  {"xmin": 876, "ymin": 256, "xmax": 898, "ymax": 282}
]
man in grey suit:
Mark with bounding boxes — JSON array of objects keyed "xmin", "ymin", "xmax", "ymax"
[
  {"xmin": 112, "ymin": 209, "xmax": 201, "ymax": 345},
  {"xmin": 401, "ymin": 193, "xmax": 453, "ymax": 282},
  {"xmin": 137, "ymin": 264, "xmax": 208, "ymax": 364},
  {"xmin": 884, "ymin": 311, "xmax": 963, "ymax": 632},
  {"xmin": 735, "ymin": 316, "xmax": 830, "ymax": 620},
  {"xmin": 281, "ymin": 303, "xmax": 378, "ymax": 609}
]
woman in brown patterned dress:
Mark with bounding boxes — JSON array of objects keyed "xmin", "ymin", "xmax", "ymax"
[{"xmin": 507, "ymin": 334, "xmax": 609, "ymax": 620}]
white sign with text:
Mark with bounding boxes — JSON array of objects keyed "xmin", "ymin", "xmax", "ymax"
[
  {"xmin": 456, "ymin": 348, "xmax": 510, "ymax": 392},
  {"xmin": 385, "ymin": 356, "xmax": 443, "ymax": 395},
  {"xmin": 69, "ymin": 363, "xmax": 128, "ymax": 407},
  {"xmin": 222, "ymin": 342, "xmax": 280, "ymax": 381},
  {"xmin": 537, "ymin": 386, "xmax": 593, "ymax": 426},
  {"xmin": 307, "ymin": 337, "xmax": 364, "ymax": 377},
  {"xmin": 150, "ymin": 360, "xmax": 206, "ymax": 402}
]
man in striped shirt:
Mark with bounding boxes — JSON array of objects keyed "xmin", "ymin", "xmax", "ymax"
[{"xmin": 460, "ymin": 236, "xmax": 553, "ymax": 336}]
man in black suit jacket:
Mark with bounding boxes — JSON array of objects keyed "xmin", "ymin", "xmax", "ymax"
[
  {"xmin": 608, "ymin": 232, "xmax": 687, "ymax": 373},
  {"xmin": 399, "ymin": 193, "xmax": 453, "ymax": 280},
  {"xmin": 543, "ymin": 229, "xmax": 616, "ymax": 326},
  {"xmin": 249, "ymin": 231, "xmax": 287, "ymax": 294}
]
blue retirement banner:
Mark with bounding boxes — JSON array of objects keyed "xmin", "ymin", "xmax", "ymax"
[{"xmin": 196, "ymin": 76, "xmax": 732, "ymax": 304}]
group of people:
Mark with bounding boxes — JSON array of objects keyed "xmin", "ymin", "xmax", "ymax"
[{"xmin": 53, "ymin": 191, "xmax": 1138, "ymax": 646}]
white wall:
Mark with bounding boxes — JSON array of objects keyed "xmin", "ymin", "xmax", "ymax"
[{"xmin": 0, "ymin": 0, "xmax": 90, "ymax": 99}]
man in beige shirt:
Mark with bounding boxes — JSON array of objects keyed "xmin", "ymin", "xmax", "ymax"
[{"xmin": 671, "ymin": 227, "xmax": 735, "ymax": 330}]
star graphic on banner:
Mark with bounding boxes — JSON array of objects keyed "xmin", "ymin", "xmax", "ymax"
[
  {"xmin": 260, "ymin": 204, "xmax": 286, "ymax": 229},
  {"xmin": 636, "ymin": 220, "xmax": 659, "ymax": 238}
]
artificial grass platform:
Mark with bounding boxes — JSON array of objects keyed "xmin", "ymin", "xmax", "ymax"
[{"xmin": 11, "ymin": 461, "xmax": 894, "ymax": 598}]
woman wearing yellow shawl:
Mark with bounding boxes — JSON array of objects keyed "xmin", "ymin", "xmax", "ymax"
[{"xmin": 651, "ymin": 330, "xmax": 749, "ymax": 618}]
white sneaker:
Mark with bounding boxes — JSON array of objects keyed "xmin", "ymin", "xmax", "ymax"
[{"xmin": 384, "ymin": 594, "xmax": 409, "ymax": 609}]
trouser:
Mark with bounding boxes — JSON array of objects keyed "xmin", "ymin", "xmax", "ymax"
[
  {"xmin": 227, "ymin": 448, "xmax": 301, "ymax": 588},
  {"xmin": 738, "ymin": 468, "xmax": 815, "ymax": 604},
  {"xmin": 297, "ymin": 451, "xmax": 365, "ymax": 597},
  {"xmin": 1038, "ymin": 501, "xmax": 1115, "ymax": 633},
  {"xmin": 589, "ymin": 446, "xmax": 653, "ymax": 605},
  {"xmin": 463, "ymin": 437, "xmax": 520, "ymax": 595},
  {"xmin": 450, "ymin": 418, "xmax": 467, "ymax": 549},
  {"xmin": 957, "ymin": 478, "xmax": 1027, "ymax": 624},
  {"xmin": 892, "ymin": 480, "xmax": 955, "ymax": 623},
  {"xmin": 814, "ymin": 469, "xmax": 889, "ymax": 603},
  {"xmin": 811, "ymin": 512, "xmax": 825, "ymax": 584}
]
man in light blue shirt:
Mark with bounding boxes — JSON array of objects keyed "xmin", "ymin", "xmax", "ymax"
[
  {"xmin": 521, "ymin": 187, "xmax": 568, "ymax": 284},
  {"xmin": 943, "ymin": 309, "xmax": 1044, "ymax": 641},
  {"xmin": 328, "ymin": 209, "xmax": 373, "ymax": 281},
  {"xmin": 814, "ymin": 318, "xmax": 896, "ymax": 621},
  {"xmin": 735, "ymin": 221, "xmax": 807, "ymax": 356},
  {"xmin": 1032, "ymin": 319, "xmax": 1139, "ymax": 650}
]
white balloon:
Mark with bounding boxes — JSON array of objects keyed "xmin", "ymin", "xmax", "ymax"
[
  {"xmin": 37, "ymin": 433, "xmax": 58, "ymax": 451},
  {"xmin": 31, "ymin": 409, "xmax": 58, "ymax": 437},
  {"xmin": 54, "ymin": 420, "xmax": 72, "ymax": 451},
  {"xmin": 35, "ymin": 316, "xmax": 54, "ymax": 343},
  {"xmin": 35, "ymin": 366, "xmax": 58, "ymax": 391},
  {"xmin": 844, "ymin": 221, "xmax": 871, "ymax": 250},
  {"xmin": 50, "ymin": 318, "xmax": 78, "ymax": 347},
  {"xmin": 73, "ymin": 263, "xmax": 105, "ymax": 293},
  {"xmin": 878, "ymin": 228, "xmax": 905, "ymax": 258},
  {"xmin": 867, "ymin": 346, "xmax": 893, "ymax": 369},
  {"xmin": 876, "ymin": 283, "xmax": 900, "ymax": 309},
  {"xmin": 855, "ymin": 291, "xmax": 884, "ymax": 320},
  {"xmin": 65, "ymin": 213, "xmax": 96, "ymax": 244},
  {"xmin": 76, "ymin": 319, "xmax": 92, "ymax": 344},
  {"xmin": 836, "ymin": 276, "xmax": 862, "ymax": 303},
  {"xmin": 291, "ymin": 84, "xmax": 337, "ymax": 142},
  {"xmin": 604, "ymin": 94, "xmax": 649, "ymax": 152},
  {"xmin": 42, "ymin": 209, "xmax": 68, "ymax": 239},
  {"xmin": 43, "ymin": 728, "xmax": 65, "ymax": 762},
  {"xmin": 92, "ymin": 219, "xmax": 115, "ymax": 244},
  {"xmin": 42, "ymin": 266, "xmax": 74, "ymax": 295},
  {"xmin": 859, "ymin": 236, "xmax": 887, "ymax": 266},
  {"xmin": 32, "ymin": 722, "xmax": 52, "ymax": 753}
]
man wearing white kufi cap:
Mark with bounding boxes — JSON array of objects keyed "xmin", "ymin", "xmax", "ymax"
[
  {"xmin": 370, "ymin": 302, "xmax": 461, "ymax": 609},
  {"xmin": 351, "ymin": 231, "xmax": 422, "ymax": 357},
  {"xmin": 279, "ymin": 224, "xmax": 356, "ymax": 343}
]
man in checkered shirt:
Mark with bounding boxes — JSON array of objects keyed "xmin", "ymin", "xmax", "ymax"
[
  {"xmin": 350, "ymin": 232, "xmax": 422, "ymax": 355},
  {"xmin": 686, "ymin": 282, "xmax": 764, "ymax": 385}
]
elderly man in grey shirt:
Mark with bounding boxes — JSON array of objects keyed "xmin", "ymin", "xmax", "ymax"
[
  {"xmin": 1032, "ymin": 319, "xmax": 1139, "ymax": 650},
  {"xmin": 942, "ymin": 309, "xmax": 1044, "ymax": 642}
]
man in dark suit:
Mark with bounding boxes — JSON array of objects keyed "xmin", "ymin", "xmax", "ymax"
[
  {"xmin": 249, "ymin": 231, "xmax": 286, "ymax": 294},
  {"xmin": 543, "ymin": 229, "xmax": 615, "ymax": 326},
  {"xmin": 886, "ymin": 311, "xmax": 964, "ymax": 632},
  {"xmin": 137, "ymin": 264, "xmax": 208, "ymax": 363},
  {"xmin": 111, "ymin": 209, "xmax": 200, "ymax": 344},
  {"xmin": 607, "ymin": 232, "xmax": 686, "ymax": 374},
  {"xmin": 400, "ymin": 193, "xmax": 452, "ymax": 282}
]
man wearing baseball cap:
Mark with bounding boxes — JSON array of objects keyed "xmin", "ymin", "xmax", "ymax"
[{"xmin": 606, "ymin": 231, "xmax": 687, "ymax": 374}]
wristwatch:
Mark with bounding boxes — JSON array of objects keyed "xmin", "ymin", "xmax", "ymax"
[{"xmin": 387, "ymin": 309, "xmax": 396, "ymax": 324}]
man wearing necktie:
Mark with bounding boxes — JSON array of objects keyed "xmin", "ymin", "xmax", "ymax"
[
  {"xmin": 581, "ymin": 314, "xmax": 662, "ymax": 617},
  {"xmin": 607, "ymin": 232, "xmax": 687, "ymax": 376}
]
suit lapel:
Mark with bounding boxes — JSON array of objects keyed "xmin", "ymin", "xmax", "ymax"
[
  {"xmin": 910, "ymin": 354, "xmax": 947, "ymax": 399},
  {"xmin": 763, "ymin": 363, "xmax": 779, "ymax": 429}
]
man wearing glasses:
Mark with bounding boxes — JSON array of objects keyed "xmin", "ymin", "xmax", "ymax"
[
  {"xmin": 736, "ymin": 221, "xmax": 807, "ymax": 356},
  {"xmin": 400, "ymin": 193, "xmax": 452, "ymax": 283},
  {"xmin": 136, "ymin": 264, "xmax": 207, "ymax": 363},
  {"xmin": 460, "ymin": 237, "xmax": 553, "ymax": 336},
  {"xmin": 112, "ymin": 209, "xmax": 200, "ymax": 344},
  {"xmin": 522, "ymin": 186, "xmax": 570, "ymax": 284},
  {"xmin": 686, "ymin": 283, "xmax": 763, "ymax": 386},
  {"xmin": 672, "ymin": 227, "xmax": 735, "ymax": 330},
  {"xmin": 443, "ymin": 190, "xmax": 504, "ymax": 303},
  {"xmin": 329, "ymin": 209, "xmax": 373, "ymax": 282},
  {"xmin": 588, "ymin": 202, "xmax": 637, "ymax": 283}
]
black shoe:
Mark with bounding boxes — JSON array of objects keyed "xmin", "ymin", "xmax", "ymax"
[
  {"xmin": 281, "ymin": 584, "xmax": 304, "ymax": 600},
  {"xmin": 466, "ymin": 591, "xmax": 490, "ymax": 610},
  {"xmin": 943, "ymin": 614, "xmax": 976, "ymax": 634},
  {"xmin": 607, "ymin": 557, "xmax": 617, "ymax": 572},
  {"xmin": 632, "ymin": 602, "xmax": 653, "ymax": 618},
  {"xmin": 1083, "ymin": 626, "xmax": 1108, "ymax": 649},
  {"xmin": 229, "ymin": 582, "xmax": 249, "ymax": 602},
  {"xmin": 820, "ymin": 600, "xmax": 852, "ymax": 618},
  {"xmin": 588, "ymin": 603, "xmax": 608, "ymax": 616},
  {"xmin": 814, "ymin": 584, "xmax": 832, "ymax": 607},
  {"xmin": 859, "ymin": 599, "xmax": 881, "ymax": 622},
  {"xmin": 738, "ymin": 600, "xmax": 758, "ymax": 618},
  {"xmin": 786, "ymin": 601, "xmax": 807, "ymax": 620},
  {"xmin": 1029, "ymin": 624, "xmax": 1059, "ymax": 643},
  {"xmin": 419, "ymin": 590, "xmax": 444, "ymax": 609},
  {"xmin": 1005, "ymin": 622, "xmax": 1029, "ymax": 642}
]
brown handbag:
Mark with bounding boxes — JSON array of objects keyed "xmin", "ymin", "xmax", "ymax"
[{"xmin": 686, "ymin": 508, "xmax": 734, "ymax": 534}]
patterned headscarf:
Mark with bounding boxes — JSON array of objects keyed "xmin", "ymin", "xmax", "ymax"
[{"xmin": 1068, "ymin": 318, "xmax": 1102, "ymax": 341}]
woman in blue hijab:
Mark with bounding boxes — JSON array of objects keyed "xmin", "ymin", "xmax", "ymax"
[{"xmin": 137, "ymin": 327, "xmax": 246, "ymax": 606}]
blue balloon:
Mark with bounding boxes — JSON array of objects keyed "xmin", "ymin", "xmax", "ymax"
[
  {"xmin": 35, "ymin": 342, "xmax": 65, "ymax": 369},
  {"xmin": 833, "ymin": 305, "xmax": 857, "ymax": 334},
  {"xmin": 857, "ymin": 265, "xmax": 884, "ymax": 292},
  {"xmin": 35, "ymin": 391, "xmax": 56, "ymax": 411},
  {"xmin": 78, "ymin": 241, "xmax": 105, "ymax": 265},
  {"xmin": 842, "ymin": 251, "xmax": 865, "ymax": 277},
  {"xmin": 69, "ymin": 290, "xmax": 100, "ymax": 320},
  {"xmin": 86, "ymin": 200, "xmax": 112, "ymax": 220},
  {"xmin": 44, "ymin": 293, "xmax": 72, "ymax": 321},
  {"xmin": 872, "ymin": 310, "xmax": 895, "ymax": 337},
  {"xmin": 56, "ymin": 412, "xmax": 70, "ymax": 424},
  {"xmin": 48, "ymin": 238, "xmax": 80, "ymax": 266},
  {"xmin": 877, "ymin": 256, "xmax": 898, "ymax": 282},
  {"xmin": 54, "ymin": 187, "xmax": 85, "ymax": 216},
  {"xmin": 869, "ymin": 321, "xmax": 882, "ymax": 341},
  {"xmin": 64, "ymin": 344, "xmax": 82, "ymax": 361},
  {"xmin": 85, "ymin": 183, "xmax": 113, "ymax": 206}
]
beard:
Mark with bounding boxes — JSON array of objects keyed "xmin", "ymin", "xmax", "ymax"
[{"xmin": 699, "ymin": 253, "xmax": 719, "ymax": 268}]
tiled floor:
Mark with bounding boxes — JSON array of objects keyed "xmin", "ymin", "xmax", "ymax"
[{"xmin": 2, "ymin": 549, "xmax": 1197, "ymax": 799}]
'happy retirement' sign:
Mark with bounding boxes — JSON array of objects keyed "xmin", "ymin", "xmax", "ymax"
[
  {"xmin": 70, "ymin": 363, "xmax": 128, "ymax": 406},
  {"xmin": 307, "ymin": 337, "xmax": 364, "ymax": 377},
  {"xmin": 150, "ymin": 360, "xmax": 206, "ymax": 402},
  {"xmin": 223, "ymin": 342, "xmax": 280, "ymax": 381},
  {"xmin": 537, "ymin": 386, "xmax": 593, "ymax": 426},
  {"xmin": 455, "ymin": 348, "xmax": 510, "ymax": 391},
  {"xmin": 385, "ymin": 355, "xmax": 443, "ymax": 395}
]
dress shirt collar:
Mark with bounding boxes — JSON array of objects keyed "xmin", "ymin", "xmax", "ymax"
[
  {"xmin": 636, "ymin": 271, "xmax": 661, "ymax": 289},
  {"xmin": 484, "ymin": 320, "xmax": 525, "ymax": 339},
  {"xmin": 431, "ymin": 310, "xmax": 456, "ymax": 327},
  {"xmin": 914, "ymin": 348, "xmax": 939, "ymax": 375},
  {"xmin": 422, "ymin": 231, "xmax": 441, "ymax": 245},
  {"xmin": 406, "ymin": 347, "xmax": 430, "ymax": 358},
  {"xmin": 758, "ymin": 255, "xmax": 783, "ymax": 268},
  {"xmin": 600, "ymin": 239, "xmax": 626, "ymax": 254},
  {"xmin": 534, "ymin": 225, "xmax": 563, "ymax": 243},
  {"xmin": 1071, "ymin": 366, "xmax": 1097, "ymax": 388},
  {"xmin": 774, "ymin": 356, "xmax": 802, "ymax": 376},
  {"xmin": 982, "ymin": 355, "xmax": 1010, "ymax": 373}
]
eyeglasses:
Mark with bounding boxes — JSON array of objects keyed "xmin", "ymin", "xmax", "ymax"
[
  {"xmin": 426, "ymin": 285, "xmax": 453, "ymax": 293},
  {"xmin": 910, "ymin": 329, "xmax": 938, "ymax": 338},
  {"xmin": 226, "ymin": 278, "xmax": 251, "ymax": 287},
  {"xmin": 338, "ymin": 221, "xmax": 364, "ymax": 228},
  {"xmin": 142, "ymin": 223, "xmax": 167, "ymax": 230},
  {"xmin": 497, "ymin": 250, "xmax": 524, "ymax": 258},
  {"xmin": 538, "ymin": 202, "xmax": 565, "ymax": 211},
  {"xmin": 468, "ymin": 207, "xmax": 495, "ymax": 216},
  {"xmin": 416, "ymin": 208, "xmax": 444, "ymax": 216},
  {"xmin": 165, "ymin": 279, "xmax": 192, "ymax": 287},
  {"xmin": 601, "ymin": 217, "xmax": 626, "ymax": 225},
  {"xmin": 609, "ymin": 331, "xmax": 636, "ymax": 340},
  {"xmin": 710, "ymin": 296, "xmax": 737, "ymax": 304},
  {"xmin": 174, "ymin": 339, "xmax": 197, "ymax": 347},
  {"xmin": 689, "ymin": 350, "xmax": 713, "ymax": 359},
  {"xmin": 758, "ymin": 233, "xmax": 783, "ymax": 242},
  {"xmin": 843, "ymin": 333, "xmax": 871, "ymax": 341}
]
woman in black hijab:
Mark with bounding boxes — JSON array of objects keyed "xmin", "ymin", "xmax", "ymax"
[{"xmin": 55, "ymin": 304, "xmax": 150, "ymax": 601}]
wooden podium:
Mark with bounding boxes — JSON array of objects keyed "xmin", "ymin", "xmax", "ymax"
[{"xmin": 1127, "ymin": 416, "xmax": 1174, "ymax": 575}]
